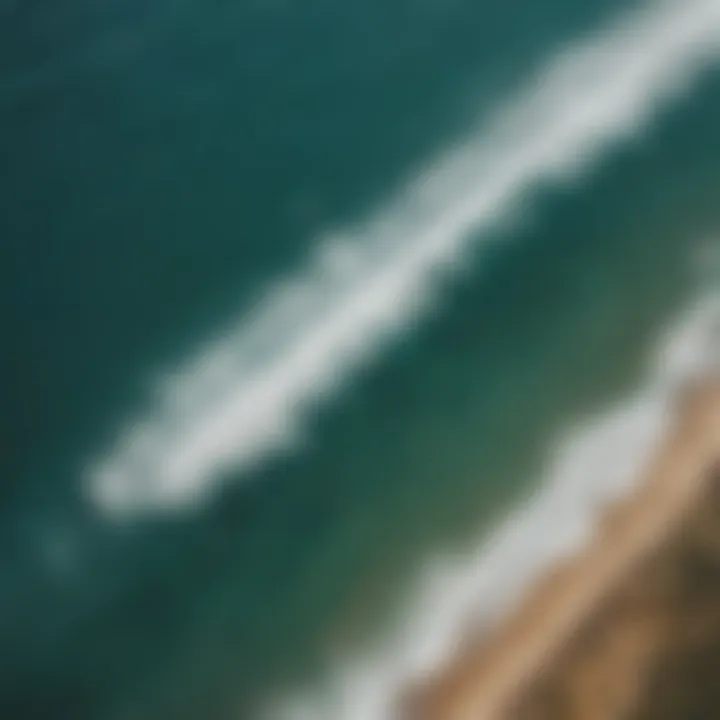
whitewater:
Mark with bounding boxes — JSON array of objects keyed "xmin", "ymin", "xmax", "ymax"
[
  {"xmin": 88, "ymin": 0, "xmax": 720, "ymax": 517},
  {"xmin": 259, "ymin": 280, "xmax": 720, "ymax": 719}
]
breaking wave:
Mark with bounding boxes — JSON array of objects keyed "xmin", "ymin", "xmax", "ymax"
[{"xmin": 88, "ymin": 0, "xmax": 720, "ymax": 518}]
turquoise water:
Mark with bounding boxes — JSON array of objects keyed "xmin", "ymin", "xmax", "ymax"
[{"xmin": 3, "ymin": 0, "xmax": 720, "ymax": 718}]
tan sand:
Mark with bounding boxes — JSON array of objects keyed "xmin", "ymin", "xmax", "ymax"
[{"xmin": 403, "ymin": 376, "xmax": 720, "ymax": 720}]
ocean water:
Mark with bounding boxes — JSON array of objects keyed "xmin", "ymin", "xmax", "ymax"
[{"xmin": 3, "ymin": 0, "xmax": 720, "ymax": 719}]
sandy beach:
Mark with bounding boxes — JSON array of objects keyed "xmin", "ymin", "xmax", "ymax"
[{"xmin": 403, "ymin": 376, "xmax": 720, "ymax": 720}]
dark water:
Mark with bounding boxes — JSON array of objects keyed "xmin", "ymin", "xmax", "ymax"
[{"xmin": 3, "ymin": 0, "xmax": 720, "ymax": 718}]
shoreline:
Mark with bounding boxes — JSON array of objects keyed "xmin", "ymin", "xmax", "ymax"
[{"xmin": 403, "ymin": 376, "xmax": 720, "ymax": 719}]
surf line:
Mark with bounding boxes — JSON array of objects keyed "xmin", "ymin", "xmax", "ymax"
[{"xmin": 88, "ymin": 0, "xmax": 720, "ymax": 517}]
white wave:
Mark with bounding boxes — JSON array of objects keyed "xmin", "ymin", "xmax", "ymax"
[
  {"xmin": 261, "ymin": 290, "xmax": 720, "ymax": 720},
  {"xmin": 88, "ymin": 0, "xmax": 720, "ymax": 516}
]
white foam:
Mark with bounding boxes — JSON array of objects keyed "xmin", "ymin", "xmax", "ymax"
[
  {"xmin": 262, "ymin": 291, "xmax": 720, "ymax": 720},
  {"xmin": 88, "ymin": 0, "xmax": 720, "ymax": 515}
]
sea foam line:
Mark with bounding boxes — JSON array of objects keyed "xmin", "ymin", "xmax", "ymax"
[
  {"xmin": 88, "ymin": 0, "xmax": 720, "ymax": 515},
  {"xmin": 261, "ymin": 290, "xmax": 720, "ymax": 720}
]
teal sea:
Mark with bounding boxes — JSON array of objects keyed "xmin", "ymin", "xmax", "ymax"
[{"xmin": 3, "ymin": 0, "xmax": 720, "ymax": 718}]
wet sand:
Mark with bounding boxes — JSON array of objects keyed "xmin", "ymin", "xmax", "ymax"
[{"xmin": 403, "ymin": 376, "xmax": 720, "ymax": 720}]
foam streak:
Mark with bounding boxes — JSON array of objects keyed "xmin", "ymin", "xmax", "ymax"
[{"xmin": 89, "ymin": 0, "xmax": 720, "ymax": 515}]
